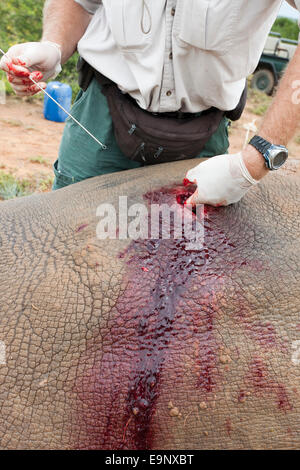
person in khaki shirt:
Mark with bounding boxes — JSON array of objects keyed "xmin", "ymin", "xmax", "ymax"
[{"xmin": 1, "ymin": 0, "xmax": 300, "ymax": 206}]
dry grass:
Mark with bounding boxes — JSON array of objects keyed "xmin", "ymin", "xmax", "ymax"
[
  {"xmin": 29, "ymin": 155, "xmax": 50, "ymax": 166},
  {"xmin": 247, "ymin": 88, "xmax": 272, "ymax": 116},
  {"xmin": 0, "ymin": 170, "xmax": 53, "ymax": 201}
]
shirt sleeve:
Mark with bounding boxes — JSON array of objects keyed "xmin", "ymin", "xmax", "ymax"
[{"xmin": 74, "ymin": 0, "xmax": 101, "ymax": 14}]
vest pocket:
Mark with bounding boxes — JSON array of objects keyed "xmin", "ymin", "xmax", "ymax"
[
  {"xmin": 176, "ymin": 0, "xmax": 237, "ymax": 54},
  {"xmin": 108, "ymin": 0, "xmax": 152, "ymax": 53},
  {"xmin": 177, "ymin": 0, "xmax": 209, "ymax": 50}
]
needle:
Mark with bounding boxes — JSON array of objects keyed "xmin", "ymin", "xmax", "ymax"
[{"xmin": 0, "ymin": 47, "xmax": 107, "ymax": 150}]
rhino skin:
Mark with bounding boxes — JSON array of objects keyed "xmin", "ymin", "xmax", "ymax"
[{"xmin": 0, "ymin": 158, "xmax": 299, "ymax": 450}]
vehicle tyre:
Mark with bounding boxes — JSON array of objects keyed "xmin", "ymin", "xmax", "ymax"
[{"xmin": 251, "ymin": 69, "xmax": 275, "ymax": 95}]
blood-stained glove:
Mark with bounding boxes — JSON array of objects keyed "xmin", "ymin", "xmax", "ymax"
[
  {"xmin": 0, "ymin": 41, "xmax": 62, "ymax": 96},
  {"xmin": 185, "ymin": 152, "xmax": 259, "ymax": 207}
]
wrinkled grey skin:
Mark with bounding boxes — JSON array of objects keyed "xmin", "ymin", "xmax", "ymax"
[{"xmin": 0, "ymin": 159, "xmax": 299, "ymax": 450}]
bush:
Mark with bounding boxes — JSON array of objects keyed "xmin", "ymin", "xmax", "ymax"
[
  {"xmin": 271, "ymin": 17, "xmax": 299, "ymax": 41},
  {"xmin": 0, "ymin": 1, "xmax": 43, "ymax": 48},
  {"xmin": 0, "ymin": 170, "xmax": 54, "ymax": 200},
  {"xmin": 0, "ymin": 171, "xmax": 30, "ymax": 200},
  {"xmin": 0, "ymin": 0, "xmax": 79, "ymax": 98}
]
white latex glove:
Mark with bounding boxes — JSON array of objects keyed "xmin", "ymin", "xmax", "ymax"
[
  {"xmin": 185, "ymin": 152, "xmax": 259, "ymax": 207},
  {"xmin": 0, "ymin": 41, "xmax": 62, "ymax": 96}
]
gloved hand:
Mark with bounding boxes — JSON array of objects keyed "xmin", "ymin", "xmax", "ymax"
[
  {"xmin": 185, "ymin": 152, "xmax": 259, "ymax": 207},
  {"xmin": 0, "ymin": 41, "xmax": 62, "ymax": 96}
]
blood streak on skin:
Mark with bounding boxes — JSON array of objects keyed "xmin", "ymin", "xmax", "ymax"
[
  {"xmin": 176, "ymin": 191, "xmax": 191, "ymax": 206},
  {"xmin": 117, "ymin": 184, "xmax": 231, "ymax": 449},
  {"xmin": 241, "ymin": 321, "xmax": 288, "ymax": 354},
  {"xmin": 74, "ymin": 183, "xmax": 288, "ymax": 449},
  {"xmin": 74, "ymin": 182, "xmax": 257, "ymax": 450},
  {"xmin": 225, "ymin": 417, "xmax": 232, "ymax": 437},
  {"xmin": 75, "ymin": 223, "xmax": 89, "ymax": 233},
  {"xmin": 245, "ymin": 358, "xmax": 292, "ymax": 413},
  {"xmin": 247, "ymin": 322, "xmax": 278, "ymax": 349},
  {"xmin": 238, "ymin": 390, "xmax": 247, "ymax": 403},
  {"xmin": 183, "ymin": 177, "xmax": 193, "ymax": 187}
]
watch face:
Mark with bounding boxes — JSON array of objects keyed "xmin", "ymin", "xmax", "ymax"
[{"xmin": 268, "ymin": 148, "xmax": 288, "ymax": 170}]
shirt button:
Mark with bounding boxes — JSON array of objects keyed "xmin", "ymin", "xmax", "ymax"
[
  {"xmin": 166, "ymin": 90, "xmax": 172, "ymax": 96},
  {"xmin": 171, "ymin": 7, "xmax": 176, "ymax": 16},
  {"xmin": 169, "ymin": 52, "xmax": 173, "ymax": 60}
]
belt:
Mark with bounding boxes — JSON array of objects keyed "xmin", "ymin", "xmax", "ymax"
[{"xmin": 150, "ymin": 111, "xmax": 204, "ymax": 119}]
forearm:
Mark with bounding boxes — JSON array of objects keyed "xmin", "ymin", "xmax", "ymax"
[
  {"xmin": 244, "ymin": 45, "xmax": 300, "ymax": 180},
  {"xmin": 259, "ymin": 45, "xmax": 300, "ymax": 145},
  {"xmin": 42, "ymin": 0, "xmax": 92, "ymax": 64}
]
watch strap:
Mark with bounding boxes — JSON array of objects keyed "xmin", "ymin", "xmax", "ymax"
[{"xmin": 249, "ymin": 135, "xmax": 272, "ymax": 155}]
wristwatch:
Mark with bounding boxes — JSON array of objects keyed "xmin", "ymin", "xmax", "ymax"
[{"xmin": 249, "ymin": 135, "xmax": 288, "ymax": 170}]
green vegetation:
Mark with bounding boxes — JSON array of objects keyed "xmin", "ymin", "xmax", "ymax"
[
  {"xmin": 272, "ymin": 17, "xmax": 299, "ymax": 41},
  {"xmin": 0, "ymin": 171, "xmax": 30, "ymax": 200},
  {"xmin": 0, "ymin": 0, "xmax": 79, "ymax": 99},
  {"xmin": 0, "ymin": 170, "xmax": 54, "ymax": 200},
  {"xmin": 252, "ymin": 103, "xmax": 269, "ymax": 116}
]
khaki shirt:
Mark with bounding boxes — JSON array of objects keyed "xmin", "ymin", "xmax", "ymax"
[{"xmin": 75, "ymin": 0, "xmax": 300, "ymax": 113}]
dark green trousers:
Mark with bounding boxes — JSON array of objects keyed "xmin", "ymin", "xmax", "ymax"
[{"xmin": 53, "ymin": 78, "xmax": 229, "ymax": 190}]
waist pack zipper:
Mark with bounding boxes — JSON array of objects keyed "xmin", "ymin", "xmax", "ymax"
[
  {"xmin": 154, "ymin": 146, "xmax": 164, "ymax": 159},
  {"xmin": 128, "ymin": 124, "xmax": 137, "ymax": 135},
  {"xmin": 133, "ymin": 142, "xmax": 146, "ymax": 162},
  {"xmin": 129, "ymin": 122, "xmax": 200, "ymax": 155}
]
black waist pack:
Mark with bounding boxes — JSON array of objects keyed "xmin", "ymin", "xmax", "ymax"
[{"xmin": 77, "ymin": 57, "xmax": 247, "ymax": 165}]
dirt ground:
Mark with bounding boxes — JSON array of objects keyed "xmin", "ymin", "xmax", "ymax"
[
  {"xmin": 0, "ymin": 97, "xmax": 62, "ymax": 185},
  {"xmin": 1, "ymin": 95, "xmax": 300, "ymax": 190}
]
